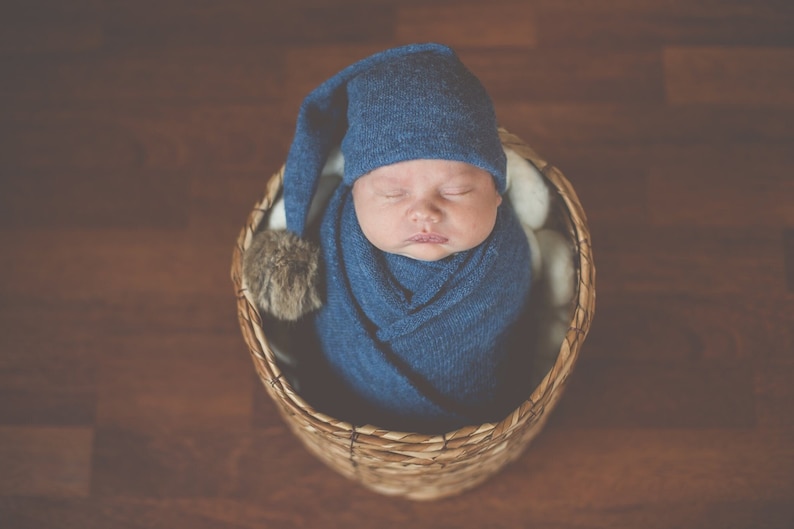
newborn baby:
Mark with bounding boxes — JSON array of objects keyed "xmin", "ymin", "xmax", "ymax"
[{"xmin": 246, "ymin": 43, "xmax": 532, "ymax": 433}]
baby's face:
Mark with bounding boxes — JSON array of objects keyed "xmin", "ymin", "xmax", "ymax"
[{"xmin": 351, "ymin": 159, "xmax": 502, "ymax": 261}]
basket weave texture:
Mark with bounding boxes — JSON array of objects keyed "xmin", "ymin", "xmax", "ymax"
[{"xmin": 231, "ymin": 130, "xmax": 595, "ymax": 500}]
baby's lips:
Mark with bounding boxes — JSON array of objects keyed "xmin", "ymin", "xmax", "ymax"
[{"xmin": 408, "ymin": 233, "xmax": 449, "ymax": 243}]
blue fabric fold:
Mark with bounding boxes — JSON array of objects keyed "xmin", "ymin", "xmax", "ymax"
[{"xmin": 314, "ymin": 185, "xmax": 532, "ymax": 433}]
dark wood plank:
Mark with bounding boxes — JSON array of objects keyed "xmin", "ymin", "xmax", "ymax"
[
  {"xmin": 0, "ymin": 305, "xmax": 97, "ymax": 426},
  {"xmin": 396, "ymin": 4, "xmax": 537, "ymax": 48},
  {"xmin": 90, "ymin": 426, "xmax": 325, "ymax": 499},
  {"xmin": 647, "ymin": 146, "xmax": 794, "ymax": 227},
  {"xmin": 755, "ymin": 365, "xmax": 794, "ymax": 428},
  {"xmin": 785, "ymin": 229, "xmax": 794, "ymax": 292},
  {"xmin": 664, "ymin": 47, "xmax": 794, "ymax": 105},
  {"xmin": 1, "ymin": 496, "xmax": 793, "ymax": 529},
  {"xmin": 0, "ymin": 426, "xmax": 93, "ymax": 497},
  {"xmin": 533, "ymin": 0, "xmax": 794, "ymax": 47},
  {"xmin": 592, "ymin": 225, "xmax": 786, "ymax": 295},
  {"xmin": 550, "ymin": 360, "xmax": 756, "ymax": 428},
  {"xmin": 95, "ymin": 333, "xmax": 253, "ymax": 433},
  {"xmin": 0, "ymin": 103, "xmax": 291, "ymax": 172},
  {"xmin": 85, "ymin": 426, "xmax": 794, "ymax": 525},
  {"xmin": 560, "ymin": 159, "xmax": 649, "ymax": 226},
  {"xmin": 548, "ymin": 292, "xmax": 794, "ymax": 428},
  {"xmin": 0, "ymin": 497, "xmax": 281, "ymax": 529},
  {"xmin": 494, "ymin": 103, "xmax": 794, "ymax": 150},
  {"xmin": 461, "ymin": 48, "xmax": 667, "ymax": 103},
  {"xmin": 0, "ymin": 102, "xmax": 289, "ymax": 229},
  {"xmin": 0, "ymin": 47, "xmax": 284, "ymax": 104},
  {"xmin": 0, "ymin": 229, "xmax": 239, "ymax": 299},
  {"xmin": 586, "ymin": 295, "xmax": 793, "ymax": 366},
  {"xmin": 455, "ymin": 429, "xmax": 794, "ymax": 529},
  {"xmin": 0, "ymin": 169, "xmax": 189, "ymax": 229},
  {"xmin": 0, "ymin": 5, "xmax": 103, "ymax": 55},
  {"xmin": 102, "ymin": 2, "xmax": 395, "ymax": 49}
]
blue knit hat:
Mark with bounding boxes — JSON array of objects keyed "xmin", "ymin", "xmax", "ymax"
[{"xmin": 283, "ymin": 43, "xmax": 506, "ymax": 237}]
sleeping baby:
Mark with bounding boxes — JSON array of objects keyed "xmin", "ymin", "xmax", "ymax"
[{"xmin": 244, "ymin": 43, "xmax": 533, "ymax": 433}]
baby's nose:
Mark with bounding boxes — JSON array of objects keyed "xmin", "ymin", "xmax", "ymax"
[{"xmin": 410, "ymin": 199, "xmax": 441, "ymax": 222}]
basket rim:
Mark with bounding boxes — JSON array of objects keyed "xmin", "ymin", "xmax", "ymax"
[{"xmin": 231, "ymin": 128, "xmax": 595, "ymax": 446}]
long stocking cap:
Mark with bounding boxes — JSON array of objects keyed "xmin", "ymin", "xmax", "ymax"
[{"xmin": 282, "ymin": 43, "xmax": 506, "ymax": 237}]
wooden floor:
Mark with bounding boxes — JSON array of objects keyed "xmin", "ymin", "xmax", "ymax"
[{"xmin": 1, "ymin": 1, "xmax": 793, "ymax": 527}]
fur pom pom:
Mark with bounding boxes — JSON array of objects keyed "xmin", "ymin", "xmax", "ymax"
[{"xmin": 242, "ymin": 229, "xmax": 323, "ymax": 321}]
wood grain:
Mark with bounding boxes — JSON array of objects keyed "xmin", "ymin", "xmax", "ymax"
[
  {"xmin": 0, "ymin": 304, "xmax": 97, "ymax": 426},
  {"xmin": 664, "ymin": 47, "xmax": 794, "ymax": 105},
  {"xmin": 102, "ymin": 2, "xmax": 395, "ymax": 49},
  {"xmin": 647, "ymin": 146, "xmax": 794, "ymax": 227},
  {"xmin": 785, "ymin": 229, "xmax": 794, "ymax": 292},
  {"xmin": 0, "ymin": 427, "xmax": 93, "ymax": 497},
  {"xmin": 461, "ymin": 48, "xmax": 666, "ymax": 103},
  {"xmin": 94, "ymin": 334, "xmax": 252, "ymax": 433},
  {"xmin": 533, "ymin": 0, "xmax": 794, "ymax": 47},
  {"xmin": 592, "ymin": 225, "xmax": 786, "ymax": 295},
  {"xmin": 494, "ymin": 103, "xmax": 794, "ymax": 149},
  {"xmin": 396, "ymin": 4, "xmax": 537, "ymax": 48},
  {"xmin": 0, "ymin": 10, "xmax": 102, "ymax": 55},
  {"xmin": 0, "ymin": 47, "xmax": 284, "ymax": 104},
  {"xmin": 1, "ymin": 103, "xmax": 291, "ymax": 172}
]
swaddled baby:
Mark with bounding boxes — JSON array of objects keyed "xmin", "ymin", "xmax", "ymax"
[{"xmin": 246, "ymin": 43, "xmax": 532, "ymax": 433}]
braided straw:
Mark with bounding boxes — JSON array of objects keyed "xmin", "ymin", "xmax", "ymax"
[{"xmin": 231, "ymin": 130, "xmax": 595, "ymax": 500}]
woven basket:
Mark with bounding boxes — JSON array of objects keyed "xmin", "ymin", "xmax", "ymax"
[{"xmin": 231, "ymin": 129, "xmax": 595, "ymax": 500}]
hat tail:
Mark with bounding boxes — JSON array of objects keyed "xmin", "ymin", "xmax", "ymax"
[{"xmin": 282, "ymin": 43, "xmax": 456, "ymax": 237}]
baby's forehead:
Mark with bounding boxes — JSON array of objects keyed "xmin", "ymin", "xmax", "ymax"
[{"xmin": 364, "ymin": 159, "xmax": 493, "ymax": 185}]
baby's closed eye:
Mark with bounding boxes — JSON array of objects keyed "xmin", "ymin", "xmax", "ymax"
[
  {"xmin": 379, "ymin": 189, "xmax": 408, "ymax": 199},
  {"xmin": 440, "ymin": 187, "xmax": 473, "ymax": 197}
]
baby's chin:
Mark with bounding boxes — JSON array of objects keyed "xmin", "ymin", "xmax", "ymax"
[
  {"xmin": 398, "ymin": 249, "xmax": 454, "ymax": 262},
  {"xmin": 387, "ymin": 242, "xmax": 469, "ymax": 262}
]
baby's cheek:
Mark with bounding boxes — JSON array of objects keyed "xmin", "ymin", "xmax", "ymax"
[
  {"xmin": 457, "ymin": 216, "xmax": 489, "ymax": 248},
  {"xmin": 466, "ymin": 216, "xmax": 484, "ymax": 234},
  {"xmin": 475, "ymin": 207, "xmax": 499, "ymax": 242}
]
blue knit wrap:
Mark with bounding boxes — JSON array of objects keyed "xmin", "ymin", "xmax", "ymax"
[
  {"xmin": 315, "ymin": 186, "xmax": 532, "ymax": 432},
  {"xmin": 279, "ymin": 43, "xmax": 531, "ymax": 432}
]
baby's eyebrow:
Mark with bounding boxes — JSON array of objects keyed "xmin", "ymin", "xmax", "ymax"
[
  {"xmin": 372, "ymin": 179, "xmax": 406, "ymax": 190},
  {"xmin": 442, "ymin": 172, "xmax": 481, "ymax": 185},
  {"xmin": 370, "ymin": 172, "xmax": 406, "ymax": 185}
]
